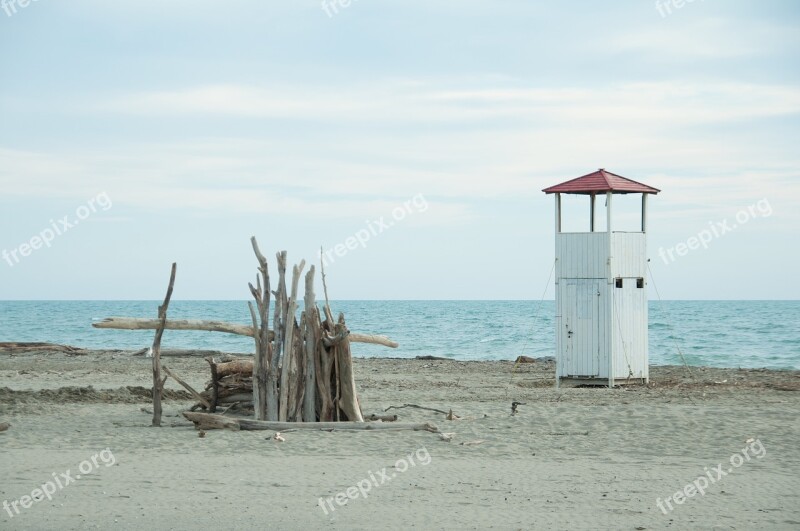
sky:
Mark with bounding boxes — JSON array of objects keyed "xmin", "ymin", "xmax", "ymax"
[{"xmin": 0, "ymin": 0, "xmax": 798, "ymax": 300}]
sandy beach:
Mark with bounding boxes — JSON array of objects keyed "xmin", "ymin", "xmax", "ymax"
[{"xmin": 0, "ymin": 346, "xmax": 798, "ymax": 530}]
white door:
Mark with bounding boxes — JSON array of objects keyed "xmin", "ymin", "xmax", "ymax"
[{"xmin": 561, "ymin": 279, "xmax": 601, "ymax": 377}]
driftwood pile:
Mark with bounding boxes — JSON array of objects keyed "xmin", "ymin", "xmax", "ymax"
[
  {"xmin": 245, "ymin": 244, "xmax": 365, "ymax": 423},
  {"xmin": 93, "ymin": 237, "xmax": 398, "ymax": 426},
  {"xmin": 199, "ymin": 309, "xmax": 360, "ymax": 423}
]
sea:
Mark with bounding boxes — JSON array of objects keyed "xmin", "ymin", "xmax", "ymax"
[{"xmin": 0, "ymin": 301, "xmax": 798, "ymax": 370}]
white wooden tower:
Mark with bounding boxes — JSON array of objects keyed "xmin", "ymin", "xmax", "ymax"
[{"xmin": 543, "ymin": 169, "xmax": 660, "ymax": 387}]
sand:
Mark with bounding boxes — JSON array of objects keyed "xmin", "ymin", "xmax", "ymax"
[{"xmin": 1, "ymin": 347, "xmax": 799, "ymax": 530}]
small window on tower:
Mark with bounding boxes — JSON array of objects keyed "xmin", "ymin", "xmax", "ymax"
[
  {"xmin": 615, "ymin": 278, "xmax": 623, "ymax": 288},
  {"xmin": 637, "ymin": 278, "xmax": 644, "ymax": 288}
]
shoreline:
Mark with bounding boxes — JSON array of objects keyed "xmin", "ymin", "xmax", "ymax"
[{"xmin": 2, "ymin": 342, "xmax": 797, "ymax": 371}]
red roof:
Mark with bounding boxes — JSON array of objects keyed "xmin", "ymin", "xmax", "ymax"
[{"xmin": 542, "ymin": 169, "xmax": 660, "ymax": 195}]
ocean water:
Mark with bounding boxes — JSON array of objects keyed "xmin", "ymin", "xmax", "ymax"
[{"xmin": 0, "ymin": 301, "xmax": 798, "ymax": 370}]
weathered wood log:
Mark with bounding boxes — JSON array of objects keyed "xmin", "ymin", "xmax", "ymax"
[
  {"xmin": 183, "ymin": 412, "xmax": 439, "ymax": 433},
  {"xmin": 0, "ymin": 342, "xmax": 89, "ymax": 355},
  {"xmin": 350, "ymin": 333, "xmax": 399, "ymax": 349},
  {"xmin": 93, "ymin": 318, "xmax": 397, "ymax": 348},
  {"xmin": 384, "ymin": 403, "xmax": 450, "ymax": 415},
  {"xmin": 316, "ymin": 319, "xmax": 336, "ymax": 422},
  {"xmin": 333, "ymin": 324, "xmax": 341, "ymax": 422},
  {"xmin": 215, "ymin": 373, "xmax": 253, "ymax": 388},
  {"xmin": 162, "ymin": 365, "xmax": 210, "ymax": 410},
  {"xmin": 93, "ymin": 317, "xmax": 256, "ymax": 337},
  {"xmin": 303, "ymin": 266, "xmax": 318, "ymax": 422},
  {"xmin": 215, "ymin": 358, "xmax": 255, "ymax": 378},
  {"xmin": 205, "ymin": 357, "xmax": 219, "ymax": 413},
  {"xmin": 217, "ymin": 393, "xmax": 254, "ymax": 404},
  {"xmin": 366, "ymin": 414, "xmax": 398, "ymax": 422},
  {"xmin": 270, "ymin": 251, "xmax": 287, "ymax": 422},
  {"xmin": 158, "ymin": 349, "xmax": 252, "ymax": 358},
  {"xmin": 249, "ymin": 297, "xmax": 266, "ymax": 418},
  {"xmin": 183, "ymin": 412, "xmax": 241, "ymax": 431},
  {"xmin": 152, "ymin": 262, "xmax": 177, "ymax": 427},
  {"xmin": 334, "ymin": 314, "xmax": 363, "ymax": 422},
  {"xmin": 249, "ymin": 236, "xmax": 272, "ymax": 421},
  {"xmin": 212, "ymin": 384, "xmax": 253, "ymax": 400},
  {"xmin": 280, "ymin": 260, "xmax": 305, "ymax": 422},
  {"xmin": 319, "ymin": 246, "xmax": 335, "ymax": 324},
  {"xmin": 322, "ymin": 328, "xmax": 350, "ymax": 348},
  {"xmin": 290, "ymin": 316, "xmax": 305, "ymax": 422}
]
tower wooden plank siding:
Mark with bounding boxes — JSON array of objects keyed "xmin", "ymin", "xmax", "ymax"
[{"xmin": 543, "ymin": 169, "xmax": 660, "ymax": 388}]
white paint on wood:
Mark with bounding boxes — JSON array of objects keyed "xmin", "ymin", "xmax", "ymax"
[{"xmin": 554, "ymin": 193, "xmax": 650, "ymax": 385}]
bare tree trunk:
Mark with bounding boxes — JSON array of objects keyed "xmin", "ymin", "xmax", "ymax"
[{"xmin": 152, "ymin": 262, "xmax": 177, "ymax": 427}]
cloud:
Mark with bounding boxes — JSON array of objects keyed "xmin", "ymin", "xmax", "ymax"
[
  {"xmin": 93, "ymin": 80, "xmax": 800, "ymax": 128},
  {"xmin": 3, "ymin": 79, "xmax": 799, "ymax": 225}
]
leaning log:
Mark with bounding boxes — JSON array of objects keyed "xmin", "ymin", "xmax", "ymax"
[
  {"xmin": 183, "ymin": 412, "xmax": 439, "ymax": 433},
  {"xmin": 162, "ymin": 365, "xmax": 210, "ymax": 410}
]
